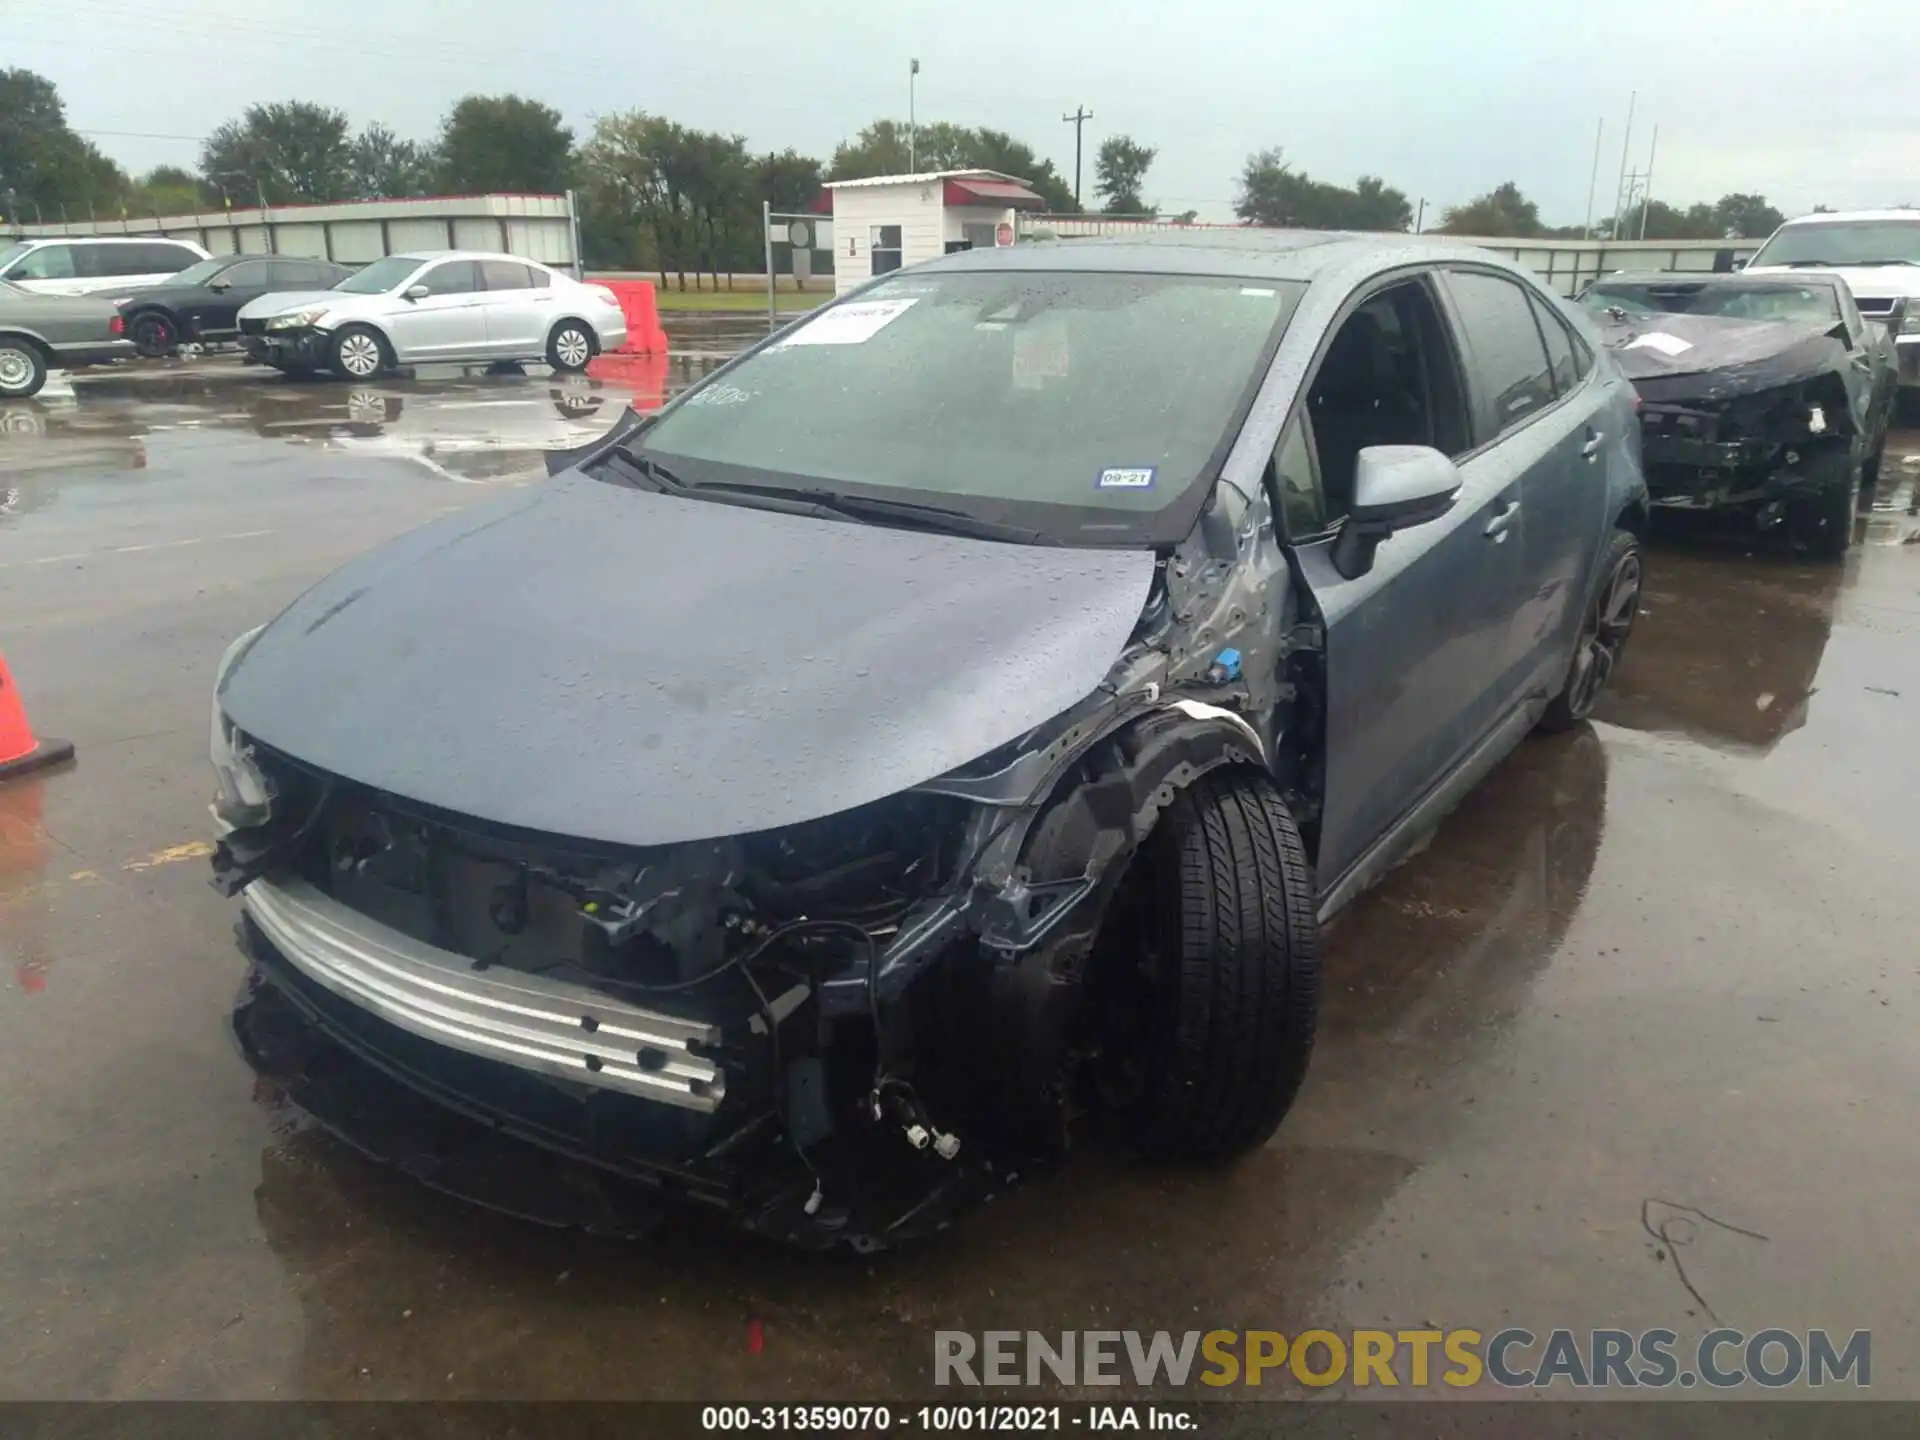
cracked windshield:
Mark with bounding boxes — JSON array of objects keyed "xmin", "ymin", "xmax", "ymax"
[{"xmin": 1, "ymin": 1, "xmax": 1918, "ymax": 1435}]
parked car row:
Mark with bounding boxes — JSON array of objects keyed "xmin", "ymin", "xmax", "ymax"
[{"xmin": 0, "ymin": 248, "xmax": 628, "ymax": 397}]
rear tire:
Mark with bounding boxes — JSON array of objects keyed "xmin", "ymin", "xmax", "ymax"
[
  {"xmin": 128, "ymin": 310, "xmax": 177, "ymax": 358},
  {"xmin": 329, "ymin": 325, "xmax": 389, "ymax": 381},
  {"xmin": 0, "ymin": 338, "xmax": 48, "ymax": 399},
  {"xmin": 1090, "ymin": 768, "xmax": 1319, "ymax": 1162},
  {"xmin": 1539, "ymin": 527, "xmax": 1641, "ymax": 733},
  {"xmin": 1787, "ymin": 449, "xmax": 1859, "ymax": 559},
  {"xmin": 547, "ymin": 320, "xmax": 594, "ymax": 373}
]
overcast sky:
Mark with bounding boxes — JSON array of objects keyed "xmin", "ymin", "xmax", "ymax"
[{"xmin": 6, "ymin": 0, "xmax": 1917, "ymax": 224}]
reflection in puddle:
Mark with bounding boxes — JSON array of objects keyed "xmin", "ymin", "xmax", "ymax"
[{"xmin": 0, "ymin": 352, "xmax": 728, "ymax": 492}]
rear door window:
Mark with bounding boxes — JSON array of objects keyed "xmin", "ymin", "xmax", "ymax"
[
  {"xmin": 143, "ymin": 243, "xmax": 202, "ymax": 275},
  {"xmin": 1444, "ymin": 270, "xmax": 1557, "ymax": 439},
  {"xmin": 1529, "ymin": 294, "xmax": 1580, "ymax": 397},
  {"xmin": 480, "ymin": 260, "xmax": 535, "ymax": 291},
  {"xmin": 222, "ymin": 260, "xmax": 272, "ymax": 287}
]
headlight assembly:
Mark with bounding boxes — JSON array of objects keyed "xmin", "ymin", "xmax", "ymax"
[
  {"xmin": 210, "ymin": 626, "xmax": 273, "ymax": 830},
  {"xmin": 265, "ymin": 307, "xmax": 330, "ymax": 332}
]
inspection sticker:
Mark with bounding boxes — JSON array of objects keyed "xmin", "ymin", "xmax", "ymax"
[
  {"xmin": 1098, "ymin": 466, "xmax": 1156, "ymax": 490},
  {"xmin": 1625, "ymin": 330, "xmax": 1693, "ymax": 357},
  {"xmin": 779, "ymin": 298, "xmax": 917, "ymax": 347}
]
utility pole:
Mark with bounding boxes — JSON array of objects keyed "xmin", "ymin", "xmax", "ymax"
[
  {"xmin": 909, "ymin": 59, "xmax": 920, "ymax": 172},
  {"xmin": 1414, "ymin": 198, "xmax": 1426, "ymax": 233},
  {"xmin": 1612, "ymin": 90, "xmax": 1636, "ymax": 240},
  {"xmin": 1582, "ymin": 117, "xmax": 1605, "ymax": 239},
  {"xmin": 1638, "ymin": 125, "xmax": 1659, "ymax": 240},
  {"xmin": 1062, "ymin": 105, "xmax": 1093, "ymax": 208}
]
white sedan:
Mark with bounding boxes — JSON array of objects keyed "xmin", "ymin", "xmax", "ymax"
[{"xmin": 236, "ymin": 251, "xmax": 627, "ymax": 379}]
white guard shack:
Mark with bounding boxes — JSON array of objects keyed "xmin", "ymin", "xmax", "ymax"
[{"xmin": 825, "ymin": 170, "xmax": 1048, "ymax": 295}]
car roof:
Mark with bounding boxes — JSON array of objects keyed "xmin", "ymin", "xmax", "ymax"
[
  {"xmin": 386, "ymin": 249, "xmax": 557, "ymax": 265},
  {"xmin": 1774, "ymin": 209, "xmax": 1920, "ymax": 226},
  {"xmin": 917, "ymin": 229, "xmax": 1533, "ymax": 285},
  {"xmin": 1594, "ymin": 270, "xmax": 1842, "ymax": 290},
  {"xmin": 19, "ymin": 234, "xmax": 205, "ymax": 247}
]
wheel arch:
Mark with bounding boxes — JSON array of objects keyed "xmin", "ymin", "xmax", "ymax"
[
  {"xmin": 0, "ymin": 329, "xmax": 54, "ymax": 364},
  {"xmin": 548, "ymin": 313, "xmax": 602, "ymax": 355}
]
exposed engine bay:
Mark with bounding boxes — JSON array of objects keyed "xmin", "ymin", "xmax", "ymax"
[{"xmin": 213, "ymin": 420, "xmax": 1323, "ymax": 1250}]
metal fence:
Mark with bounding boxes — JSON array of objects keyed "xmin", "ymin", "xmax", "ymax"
[
  {"xmin": 1014, "ymin": 214, "xmax": 1759, "ymax": 297},
  {"xmin": 1, "ymin": 193, "xmax": 583, "ymax": 273}
]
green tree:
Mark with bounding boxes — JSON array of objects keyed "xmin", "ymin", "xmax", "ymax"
[
  {"xmin": 757, "ymin": 148, "xmax": 823, "ymax": 214},
  {"xmin": 1712, "ymin": 193, "xmax": 1785, "ymax": 238},
  {"xmin": 200, "ymin": 101, "xmax": 352, "ymax": 205},
  {"xmin": 438, "ymin": 94, "xmax": 573, "ymax": 194},
  {"xmin": 1631, "ymin": 199, "xmax": 1722, "ymax": 240},
  {"xmin": 1233, "ymin": 150, "xmax": 1411, "ymax": 231},
  {"xmin": 0, "ymin": 68, "xmax": 128, "ymax": 220},
  {"xmin": 127, "ymin": 165, "xmax": 205, "ymax": 218},
  {"xmin": 1439, "ymin": 181, "xmax": 1543, "ymax": 237},
  {"xmin": 1095, "ymin": 135, "xmax": 1156, "ymax": 215},
  {"xmin": 579, "ymin": 111, "xmax": 698, "ymax": 286},
  {"xmin": 349, "ymin": 123, "xmax": 439, "ymax": 200}
]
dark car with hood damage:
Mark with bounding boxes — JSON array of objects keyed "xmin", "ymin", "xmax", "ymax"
[
  {"xmin": 211, "ymin": 233, "xmax": 1648, "ymax": 1249},
  {"xmin": 1580, "ymin": 271, "xmax": 1896, "ymax": 556}
]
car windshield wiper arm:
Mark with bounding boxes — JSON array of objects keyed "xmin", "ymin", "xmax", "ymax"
[
  {"xmin": 1845, "ymin": 258, "xmax": 1920, "ymax": 267},
  {"xmin": 599, "ymin": 450, "xmax": 1043, "ymax": 541},
  {"xmin": 698, "ymin": 482, "xmax": 1045, "ymax": 543}
]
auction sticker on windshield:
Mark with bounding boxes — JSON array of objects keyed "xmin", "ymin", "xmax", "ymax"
[
  {"xmin": 1098, "ymin": 467, "xmax": 1156, "ymax": 490},
  {"xmin": 780, "ymin": 298, "xmax": 917, "ymax": 347}
]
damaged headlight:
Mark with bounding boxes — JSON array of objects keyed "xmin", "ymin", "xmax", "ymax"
[
  {"xmin": 265, "ymin": 308, "xmax": 330, "ymax": 332},
  {"xmin": 210, "ymin": 626, "xmax": 273, "ymax": 831}
]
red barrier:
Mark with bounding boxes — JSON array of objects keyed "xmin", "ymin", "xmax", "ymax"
[
  {"xmin": 585, "ymin": 350, "xmax": 669, "ymax": 411},
  {"xmin": 592, "ymin": 279, "xmax": 669, "ymax": 356}
]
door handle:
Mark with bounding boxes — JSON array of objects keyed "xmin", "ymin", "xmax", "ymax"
[
  {"xmin": 1484, "ymin": 499, "xmax": 1520, "ymax": 541},
  {"xmin": 1580, "ymin": 429, "xmax": 1604, "ymax": 461}
]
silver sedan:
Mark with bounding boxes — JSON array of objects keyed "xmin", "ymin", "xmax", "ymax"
[{"xmin": 0, "ymin": 281, "xmax": 135, "ymax": 398}]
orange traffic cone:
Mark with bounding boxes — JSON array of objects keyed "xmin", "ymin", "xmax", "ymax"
[{"xmin": 0, "ymin": 650, "xmax": 73, "ymax": 782}]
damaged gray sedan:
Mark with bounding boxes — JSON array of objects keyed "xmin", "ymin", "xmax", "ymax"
[{"xmin": 211, "ymin": 233, "xmax": 1648, "ymax": 1248}]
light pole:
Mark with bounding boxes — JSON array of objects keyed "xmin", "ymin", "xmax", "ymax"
[{"xmin": 909, "ymin": 58, "xmax": 920, "ymax": 172}]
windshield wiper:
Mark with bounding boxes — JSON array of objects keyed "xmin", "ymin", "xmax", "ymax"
[
  {"xmin": 1845, "ymin": 258, "xmax": 1920, "ymax": 267},
  {"xmin": 697, "ymin": 481, "xmax": 1044, "ymax": 543},
  {"xmin": 601, "ymin": 448, "xmax": 1043, "ymax": 542}
]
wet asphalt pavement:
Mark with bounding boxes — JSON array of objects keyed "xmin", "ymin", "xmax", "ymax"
[{"xmin": 2, "ymin": 329, "xmax": 1919, "ymax": 1403}]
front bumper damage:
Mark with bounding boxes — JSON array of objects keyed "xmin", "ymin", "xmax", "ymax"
[
  {"xmin": 211, "ymin": 451, "xmax": 1313, "ymax": 1249},
  {"xmin": 1635, "ymin": 383, "xmax": 1858, "ymax": 518},
  {"xmin": 239, "ymin": 325, "xmax": 329, "ymax": 369}
]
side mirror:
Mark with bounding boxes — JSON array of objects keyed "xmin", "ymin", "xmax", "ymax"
[
  {"xmin": 207, "ymin": 279, "xmax": 231, "ymax": 293},
  {"xmin": 404, "ymin": 284, "xmax": 430, "ymax": 301},
  {"xmin": 1331, "ymin": 446, "xmax": 1462, "ymax": 580},
  {"xmin": 1730, "ymin": 258, "xmax": 1748, "ymax": 271}
]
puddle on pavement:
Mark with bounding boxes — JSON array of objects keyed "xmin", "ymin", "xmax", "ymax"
[{"xmin": 0, "ymin": 352, "xmax": 728, "ymax": 493}]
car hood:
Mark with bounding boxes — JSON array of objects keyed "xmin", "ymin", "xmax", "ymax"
[
  {"xmin": 1743, "ymin": 263, "xmax": 1920, "ymax": 303},
  {"xmin": 218, "ymin": 470, "xmax": 1157, "ymax": 848},
  {"xmin": 236, "ymin": 290, "xmax": 354, "ymax": 320},
  {"xmin": 1597, "ymin": 313, "xmax": 1845, "ymax": 402}
]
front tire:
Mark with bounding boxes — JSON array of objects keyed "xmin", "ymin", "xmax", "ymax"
[
  {"xmin": 1090, "ymin": 768, "xmax": 1320, "ymax": 1162},
  {"xmin": 0, "ymin": 339, "xmax": 48, "ymax": 399},
  {"xmin": 329, "ymin": 325, "xmax": 389, "ymax": 381},
  {"xmin": 1539, "ymin": 527, "xmax": 1641, "ymax": 733},
  {"xmin": 128, "ymin": 311, "xmax": 177, "ymax": 358},
  {"xmin": 547, "ymin": 320, "xmax": 594, "ymax": 373}
]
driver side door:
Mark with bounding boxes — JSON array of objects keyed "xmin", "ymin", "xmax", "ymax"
[
  {"xmin": 1277, "ymin": 270, "xmax": 1533, "ymax": 914},
  {"xmin": 382, "ymin": 259, "xmax": 490, "ymax": 362}
]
